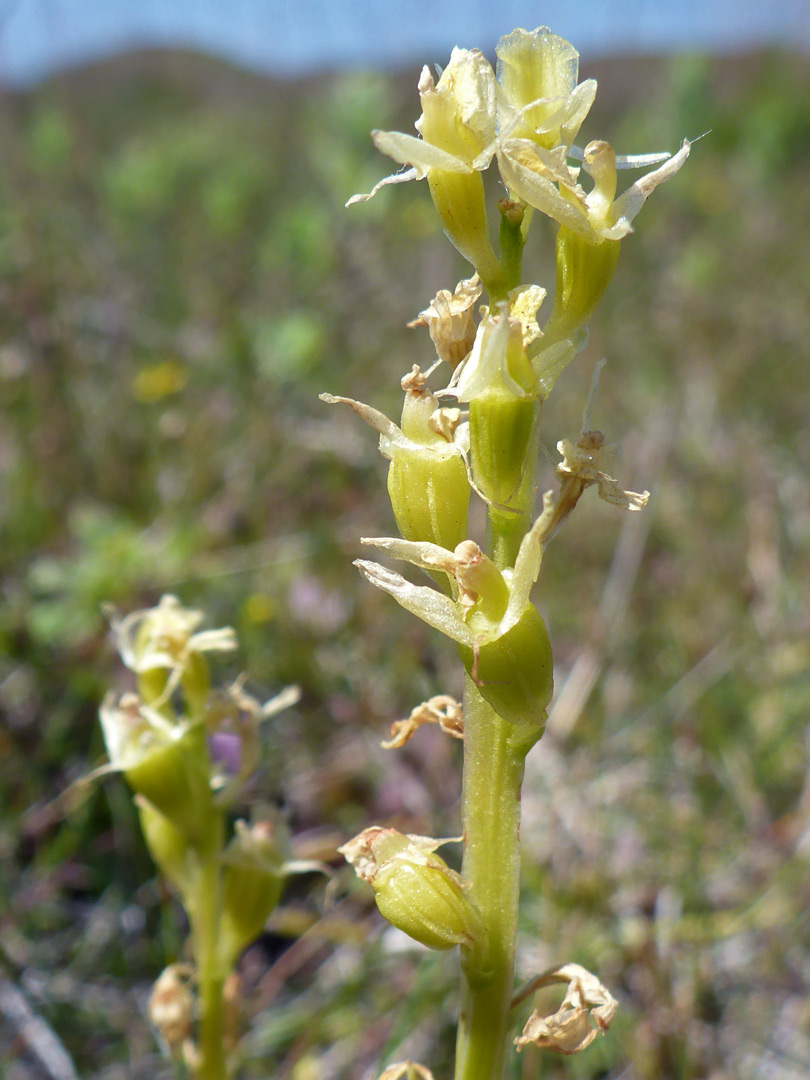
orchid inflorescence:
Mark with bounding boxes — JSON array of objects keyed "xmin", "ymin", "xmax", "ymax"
[
  {"xmin": 96, "ymin": 594, "xmax": 323, "ymax": 1079},
  {"xmin": 327, "ymin": 26, "xmax": 690, "ymax": 1080}
]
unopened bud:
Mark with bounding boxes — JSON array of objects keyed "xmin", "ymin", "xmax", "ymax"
[{"xmin": 340, "ymin": 827, "xmax": 485, "ymax": 952}]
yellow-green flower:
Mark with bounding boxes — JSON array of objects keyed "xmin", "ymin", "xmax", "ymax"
[
  {"xmin": 498, "ymin": 136, "xmax": 691, "ymax": 243},
  {"xmin": 348, "ymin": 48, "xmax": 496, "ymax": 204},
  {"xmin": 355, "ymin": 529, "xmax": 553, "ymax": 728},
  {"xmin": 348, "ymin": 47, "xmax": 502, "ymax": 284},
  {"xmin": 495, "ymin": 27, "xmax": 596, "ymax": 150}
]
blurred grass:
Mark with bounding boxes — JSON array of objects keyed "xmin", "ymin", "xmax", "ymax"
[{"xmin": 1, "ymin": 44, "xmax": 809, "ymax": 1080}]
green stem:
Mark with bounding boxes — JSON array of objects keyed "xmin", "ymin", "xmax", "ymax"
[
  {"xmin": 454, "ymin": 676, "xmax": 529, "ymax": 1080},
  {"xmin": 497, "ymin": 199, "xmax": 525, "ymax": 297},
  {"xmin": 191, "ymin": 827, "xmax": 228, "ymax": 1080},
  {"xmin": 488, "ymin": 508, "xmax": 530, "ymax": 571}
]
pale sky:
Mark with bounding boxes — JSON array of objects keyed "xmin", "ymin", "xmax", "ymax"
[{"xmin": 0, "ymin": 0, "xmax": 808, "ymax": 86}]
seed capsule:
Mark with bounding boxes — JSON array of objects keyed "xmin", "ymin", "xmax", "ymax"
[
  {"xmin": 458, "ymin": 604, "xmax": 553, "ymax": 729},
  {"xmin": 340, "ymin": 827, "xmax": 485, "ymax": 952}
]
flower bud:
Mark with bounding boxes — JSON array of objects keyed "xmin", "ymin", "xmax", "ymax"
[
  {"xmin": 458, "ymin": 603, "xmax": 553, "ymax": 728},
  {"xmin": 340, "ymin": 827, "xmax": 485, "ymax": 952},
  {"xmin": 218, "ymin": 818, "xmax": 288, "ymax": 967}
]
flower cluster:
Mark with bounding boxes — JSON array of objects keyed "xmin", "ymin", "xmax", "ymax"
[
  {"xmin": 97, "ymin": 596, "xmax": 318, "ymax": 1072},
  {"xmin": 351, "ymin": 26, "xmax": 689, "ymax": 299},
  {"xmin": 332, "ymin": 25, "xmax": 690, "ymax": 1073}
]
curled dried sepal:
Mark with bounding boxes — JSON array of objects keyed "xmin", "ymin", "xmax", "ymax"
[
  {"xmin": 532, "ymin": 362, "xmax": 649, "ymax": 542},
  {"xmin": 339, "ymin": 827, "xmax": 485, "ymax": 951},
  {"xmin": 382, "ymin": 694, "xmax": 463, "ymax": 748},
  {"xmin": 557, "ymin": 432, "xmax": 649, "ymax": 510},
  {"xmin": 378, "ymin": 1062, "xmax": 435, "ymax": 1080},
  {"xmin": 148, "ymin": 963, "xmax": 195, "ymax": 1060},
  {"xmin": 409, "ymin": 274, "xmax": 482, "ymax": 369},
  {"xmin": 514, "ymin": 963, "xmax": 618, "ymax": 1055}
]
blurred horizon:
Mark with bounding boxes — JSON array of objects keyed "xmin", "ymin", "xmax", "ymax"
[{"xmin": 0, "ymin": 0, "xmax": 809, "ymax": 87}]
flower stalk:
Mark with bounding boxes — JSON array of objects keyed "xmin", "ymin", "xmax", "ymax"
[{"xmin": 454, "ymin": 676, "xmax": 531, "ymax": 1080}]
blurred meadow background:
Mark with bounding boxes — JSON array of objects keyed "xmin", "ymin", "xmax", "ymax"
[{"xmin": 2, "ymin": 2, "xmax": 810, "ymax": 1078}]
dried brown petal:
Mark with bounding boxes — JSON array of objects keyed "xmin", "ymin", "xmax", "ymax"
[
  {"xmin": 148, "ymin": 964, "xmax": 195, "ymax": 1056},
  {"xmin": 381, "ymin": 694, "xmax": 463, "ymax": 749},
  {"xmin": 378, "ymin": 1062, "xmax": 435, "ymax": 1080},
  {"xmin": 410, "ymin": 275, "xmax": 482, "ymax": 368},
  {"xmin": 514, "ymin": 963, "xmax": 618, "ymax": 1055}
]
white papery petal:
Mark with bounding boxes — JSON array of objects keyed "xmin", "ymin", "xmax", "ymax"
[
  {"xmin": 531, "ymin": 329, "xmax": 588, "ymax": 398},
  {"xmin": 439, "ymin": 46, "xmax": 498, "ymax": 146},
  {"xmin": 373, "ymin": 130, "xmax": 473, "ymax": 175},
  {"xmin": 611, "ymin": 139, "xmax": 691, "ymax": 226},
  {"xmin": 354, "ymin": 560, "xmax": 474, "ymax": 646},
  {"xmin": 345, "ymin": 167, "xmax": 420, "ymax": 207},
  {"xmin": 559, "ymin": 78, "xmax": 598, "ymax": 144},
  {"xmin": 360, "ymin": 536, "xmax": 457, "ymax": 574},
  {"xmin": 502, "ymin": 513, "xmax": 549, "ymax": 631},
  {"xmin": 453, "ymin": 313, "xmax": 519, "ymax": 401},
  {"xmin": 497, "ymin": 141, "xmax": 592, "ymax": 237}
]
